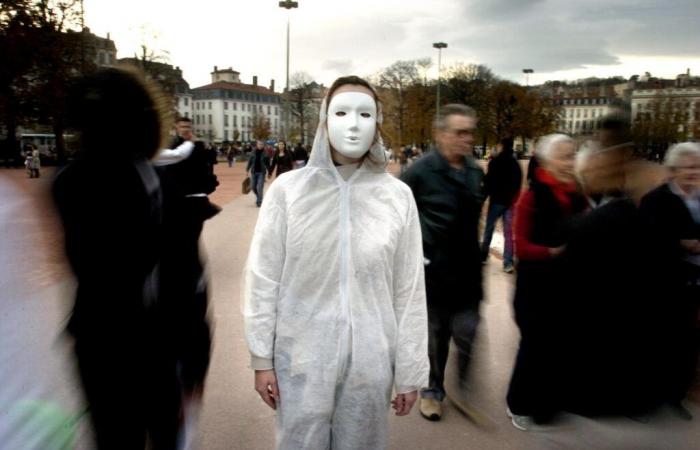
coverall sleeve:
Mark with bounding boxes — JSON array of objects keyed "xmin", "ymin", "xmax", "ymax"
[
  {"xmin": 392, "ymin": 195, "xmax": 430, "ymax": 393},
  {"xmin": 243, "ymin": 182, "xmax": 287, "ymax": 370}
]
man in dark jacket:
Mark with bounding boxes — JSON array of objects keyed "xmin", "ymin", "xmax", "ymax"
[
  {"xmin": 401, "ymin": 104, "xmax": 485, "ymax": 421},
  {"xmin": 153, "ymin": 117, "xmax": 219, "ymax": 419},
  {"xmin": 246, "ymin": 140, "xmax": 271, "ymax": 207},
  {"xmin": 481, "ymin": 138, "xmax": 522, "ymax": 272},
  {"xmin": 561, "ymin": 112, "xmax": 666, "ymax": 418}
]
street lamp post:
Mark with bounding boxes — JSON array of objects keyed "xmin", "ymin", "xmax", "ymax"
[
  {"xmin": 522, "ymin": 68, "xmax": 534, "ymax": 87},
  {"xmin": 279, "ymin": 1, "xmax": 298, "ymax": 141},
  {"xmin": 433, "ymin": 42, "xmax": 447, "ymax": 118}
]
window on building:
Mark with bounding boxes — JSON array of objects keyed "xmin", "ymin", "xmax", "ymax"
[
  {"xmin": 583, "ymin": 110, "xmax": 588, "ymax": 118},
  {"xmin": 184, "ymin": 98, "xmax": 189, "ymax": 106},
  {"xmin": 184, "ymin": 112, "xmax": 189, "ymax": 118},
  {"xmin": 224, "ymin": 102, "xmax": 229, "ymax": 110},
  {"xmin": 274, "ymin": 119, "xmax": 277, "ymax": 129},
  {"xmin": 225, "ymin": 130, "xmax": 228, "ymax": 141},
  {"xmin": 576, "ymin": 110, "xmax": 581, "ymax": 118},
  {"xmin": 209, "ymin": 115, "xmax": 212, "ymax": 125},
  {"xmin": 233, "ymin": 103, "xmax": 237, "ymax": 111},
  {"xmin": 275, "ymin": 107, "xmax": 279, "ymax": 115},
  {"xmin": 224, "ymin": 115, "xmax": 229, "ymax": 126},
  {"xmin": 208, "ymin": 102, "xmax": 212, "ymax": 109},
  {"xmin": 234, "ymin": 116, "xmax": 238, "ymax": 127},
  {"xmin": 248, "ymin": 117, "xmax": 252, "ymax": 126},
  {"xmin": 259, "ymin": 105, "xmax": 263, "ymax": 113},
  {"xmin": 268, "ymin": 105, "xmax": 271, "ymax": 115}
]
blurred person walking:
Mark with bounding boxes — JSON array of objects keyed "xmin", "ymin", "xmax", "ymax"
[
  {"xmin": 52, "ymin": 67, "xmax": 185, "ymax": 449},
  {"xmin": 269, "ymin": 141, "xmax": 295, "ymax": 179},
  {"xmin": 480, "ymin": 138, "xmax": 523, "ymax": 273},
  {"xmin": 152, "ymin": 115, "xmax": 220, "ymax": 445},
  {"xmin": 293, "ymin": 142, "xmax": 309, "ymax": 168},
  {"xmin": 561, "ymin": 112, "xmax": 665, "ymax": 418},
  {"xmin": 401, "ymin": 104, "xmax": 485, "ymax": 421},
  {"xmin": 246, "ymin": 140, "xmax": 271, "ymax": 207},
  {"xmin": 505, "ymin": 134, "xmax": 586, "ymax": 430}
]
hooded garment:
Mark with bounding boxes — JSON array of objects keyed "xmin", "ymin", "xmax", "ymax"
[{"xmin": 243, "ymin": 99, "xmax": 429, "ymax": 450}]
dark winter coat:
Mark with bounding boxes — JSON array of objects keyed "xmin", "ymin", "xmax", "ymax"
[
  {"xmin": 484, "ymin": 151, "xmax": 522, "ymax": 206},
  {"xmin": 400, "ymin": 148, "xmax": 485, "ymax": 309}
]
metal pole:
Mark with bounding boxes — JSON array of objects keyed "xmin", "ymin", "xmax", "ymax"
[
  {"xmin": 433, "ymin": 42, "xmax": 447, "ymax": 118},
  {"xmin": 285, "ymin": 16, "xmax": 290, "ymax": 141},
  {"xmin": 436, "ymin": 48, "xmax": 442, "ymax": 118}
]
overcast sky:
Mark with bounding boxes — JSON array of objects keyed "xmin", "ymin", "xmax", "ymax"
[{"xmin": 84, "ymin": 0, "xmax": 700, "ymax": 90}]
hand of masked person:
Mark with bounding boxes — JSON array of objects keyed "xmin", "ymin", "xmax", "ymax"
[
  {"xmin": 391, "ymin": 390, "xmax": 418, "ymax": 416},
  {"xmin": 255, "ymin": 369, "xmax": 280, "ymax": 410}
]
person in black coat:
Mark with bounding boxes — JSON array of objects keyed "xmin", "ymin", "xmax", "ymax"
[
  {"xmin": 293, "ymin": 142, "xmax": 309, "ymax": 168},
  {"xmin": 640, "ymin": 142, "xmax": 700, "ymax": 419},
  {"xmin": 401, "ymin": 104, "xmax": 485, "ymax": 421},
  {"xmin": 480, "ymin": 137, "xmax": 522, "ymax": 272},
  {"xmin": 52, "ymin": 68, "xmax": 184, "ymax": 449},
  {"xmin": 153, "ymin": 117, "xmax": 219, "ymax": 412},
  {"xmin": 505, "ymin": 134, "xmax": 586, "ymax": 429},
  {"xmin": 560, "ymin": 112, "xmax": 666, "ymax": 418},
  {"xmin": 269, "ymin": 140, "xmax": 295, "ymax": 178}
]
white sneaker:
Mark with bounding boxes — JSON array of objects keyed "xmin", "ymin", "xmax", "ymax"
[{"xmin": 506, "ymin": 407, "xmax": 533, "ymax": 431}]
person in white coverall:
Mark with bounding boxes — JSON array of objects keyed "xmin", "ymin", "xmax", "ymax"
[{"xmin": 243, "ymin": 75, "xmax": 429, "ymax": 450}]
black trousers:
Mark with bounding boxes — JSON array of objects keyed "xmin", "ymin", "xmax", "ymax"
[
  {"xmin": 422, "ymin": 304, "xmax": 481, "ymax": 400},
  {"xmin": 75, "ymin": 339, "xmax": 182, "ymax": 450}
]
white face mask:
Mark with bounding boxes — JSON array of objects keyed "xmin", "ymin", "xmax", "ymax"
[{"xmin": 327, "ymin": 92, "xmax": 377, "ymax": 160}]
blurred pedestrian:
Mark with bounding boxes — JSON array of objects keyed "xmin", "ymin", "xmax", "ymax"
[
  {"xmin": 401, "ymin": 104, "xmax": 485, "ymax": 421},
  {"xmin": 505, "ymin": 134, "xmax": 586, "ymax": 430},
  {"xmin": 480, "ymin": 138, "xmax": 522, "ymax": 272},
  {"xmin": 561, "ymin": 111, "xmax": 665, "ymax": 417},
  {"xmin": 52, "ymin": 67, "xmax": 184, "ymax": 449},
  {"xmin": 246, "ymin": 140, "xmax": 271, "ymax": 207},
  {"xmin": 152, "ymin": 115, "xmax": 219, "ymax": 441},
  {"xmin": 226, "ymin": 145, "xmax": 235, "ymax": 167},
  {"xmin": 293, "ymin": 142, "xmax": 308, "ymax": 168},
  {"xmin": 269, "ymin": 140, "xmax": 294, "ymax": 179}
]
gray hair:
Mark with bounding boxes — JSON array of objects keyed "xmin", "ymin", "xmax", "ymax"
[
  {"xmin": 433, "ymin": 104, "xmax": 477, "ymax": 130},
  {"xmin": 536, "ymin": 133, "xmax": 574, "ymax": 161},
  {"xmin": 664, "ymin": 142, "xmax": 700, "ymax": 168}
]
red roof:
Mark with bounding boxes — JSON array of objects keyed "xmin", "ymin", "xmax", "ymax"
[{"xmin": 192, "ymin": 81, "xmax": 277, "ymax": 95}]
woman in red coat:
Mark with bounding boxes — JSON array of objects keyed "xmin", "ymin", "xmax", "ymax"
[{"xmin": 506, "ymin": 134, "xmax": 587, "ymax": 430}]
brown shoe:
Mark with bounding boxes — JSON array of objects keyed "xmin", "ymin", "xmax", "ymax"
[{"xmin": 419, "ymin": 397, "xmax": 443, "ymax": 421}]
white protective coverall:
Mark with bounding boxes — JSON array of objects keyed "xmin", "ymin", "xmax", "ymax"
[{"xmin": 243, "ymin": 101, "xmax": 429, "ymax": 450}]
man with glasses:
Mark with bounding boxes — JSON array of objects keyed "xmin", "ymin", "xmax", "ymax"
[{"xmin": 401, "ymin": 104, "xmax": 485, "ymax": 421}]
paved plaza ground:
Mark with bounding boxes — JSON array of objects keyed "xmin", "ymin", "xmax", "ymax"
[{"xmin": 1, "ymin": 160, "xmax": 699, "ymax": 449}]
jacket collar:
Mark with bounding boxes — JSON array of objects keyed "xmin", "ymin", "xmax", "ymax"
[{"xmin": 428, "ymin": 147, "xmax": 479, "ymax": 173}]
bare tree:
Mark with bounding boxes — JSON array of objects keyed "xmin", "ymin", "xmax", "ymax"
[
  {"xmin": 287, "ymin": 71, "xmax": 315, "ymax": 144},
  {"xmin": 376, "ymin": 60, "xmax": 421, "ymax": 145},
  {"xmin": 252, "ymin": 113, "xmax": 271, "ymax": 141}
]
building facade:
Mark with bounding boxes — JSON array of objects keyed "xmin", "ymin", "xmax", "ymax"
[
  {"xmin": 554, "ymin": 95, "xmax": 617, "ymax": 136},
  {"xmin": 631, "ymin": 73, "xmax": 700, "ymax": 140},
  {"xmin": 191, "ymin": 67, "xmax": 280, "ymax": 143}
]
